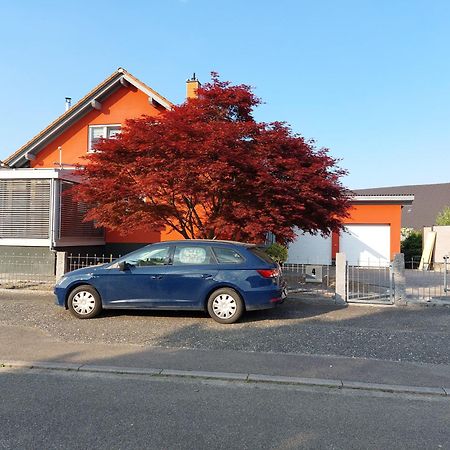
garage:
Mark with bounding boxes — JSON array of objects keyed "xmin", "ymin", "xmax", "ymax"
[
  {"xmin": 285, "ymin": 195, "xmax": 413, "ymax": 267},
  {"xmin": 287, "ymin": 230, "xmax": 332, "ymax": 265},
  {"xmin": 340, "ymin": 224, "xmax": 391, "ymax": 267}
]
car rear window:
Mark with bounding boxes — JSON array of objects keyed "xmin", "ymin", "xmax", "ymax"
[
  {"xmin": 212, "ymin": 247, "xmax": 244, "ymax": 264},
  {"xmin": 248, "ymin": 247, "xmax": 276, "ymax": 264}
]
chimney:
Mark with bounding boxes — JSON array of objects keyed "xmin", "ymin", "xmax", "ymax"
[
  {"xmin": 65, "ymin": 97, "xmax": 72, "ymax": 111},
  {"xmin": 186, "ymin": 73, "xmax": 201, "ymax": 99}
]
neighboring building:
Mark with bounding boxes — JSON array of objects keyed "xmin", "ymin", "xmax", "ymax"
[
  {"xmin": 287, "ymin": 194, "xmax": 414, "ymax": 266},
  {"xmin": 354, "ymin": 183, "xmax": 450, "ymax": 230},
  {"xmin": 1, "ymin": 68, "xmax": 200, "ymax": 256}
]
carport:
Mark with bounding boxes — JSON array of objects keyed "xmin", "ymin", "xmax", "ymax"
[{"xmin": 0, "ymin": 168, "xmax": 104, "ymax": 251}]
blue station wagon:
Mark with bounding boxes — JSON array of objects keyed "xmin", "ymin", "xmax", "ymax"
[{"xmin": 54, "ymin": 240, "xmax": 286, "ymax": 324}]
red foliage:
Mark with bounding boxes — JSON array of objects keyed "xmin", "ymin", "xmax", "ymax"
[{"xmin": 74, "ymin": 74, "xmax": 350, "ymax": 244}]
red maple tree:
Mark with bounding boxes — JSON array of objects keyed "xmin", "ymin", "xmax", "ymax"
[{"xmin": 75, "ymin": 74, "xmax": 350, "ymax": 244}]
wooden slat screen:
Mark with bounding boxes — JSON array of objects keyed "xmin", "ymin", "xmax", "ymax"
[{"xmin": 59, "ymin": 181, "xmax": 103, "ymax": 238}]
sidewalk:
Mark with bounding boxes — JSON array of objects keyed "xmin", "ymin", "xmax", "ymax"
[{"xmin": 2, "ymin": 324, "xmax": 450, "ymax": 395}]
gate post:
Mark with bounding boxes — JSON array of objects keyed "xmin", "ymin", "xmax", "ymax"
[
  {"xmin": 393, "ymin": 253, "xmax": 407, "ymax": 306},
  {"xmin": 55, "ymin": 252, "xmax": 67, "ymax": 281},
  {"xmin": 335, "ymin": 252, "xmax": 347, "ymax": 304}
]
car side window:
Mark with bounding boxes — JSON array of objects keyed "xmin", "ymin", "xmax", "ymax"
[
  {"xmin": 124, "ymin": 246, "xmax": 170, "ymax": 267},
  {"xmin": 173, "ymin": 246, "xmax": 216, "ymax": 265},
  {"xmin": 212, "ymin": 247, "xmax": 244, "ymax": 264}
]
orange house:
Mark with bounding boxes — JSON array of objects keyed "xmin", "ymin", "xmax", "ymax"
[
  {"xmin": 1, "ymin": 68, "xmax": 413, "ymax": 261},
  {"xmin": 2, "ymin": 68, "xmax": 200, "ymax": 255}
]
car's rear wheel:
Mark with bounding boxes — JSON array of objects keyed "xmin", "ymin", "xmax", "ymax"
[
  {"xmin": 68, "ymin": 285, "xmax": 102, "ymax": 319},
  {"xmin": 207, "ymin": 288, "xmax": 244, "ymax": 324}
]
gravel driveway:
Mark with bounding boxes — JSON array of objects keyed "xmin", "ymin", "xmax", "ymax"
[{"xmin": 1, "ymin": 289, "xmax": 449, "ymax": 365}]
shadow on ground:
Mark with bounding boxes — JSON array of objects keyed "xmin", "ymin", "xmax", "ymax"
[{"xmin": 1, "ymin": 290, "xmax": 449, "ymax": 365}]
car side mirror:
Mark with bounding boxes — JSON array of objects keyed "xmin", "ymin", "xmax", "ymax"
[{"xmin": 118, "ymin": 261, "xmax": 128, "ymax": 271}]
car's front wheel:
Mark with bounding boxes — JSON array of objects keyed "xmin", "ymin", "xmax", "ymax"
[
  {"xmin": 207, "ymin": 288, "xmax": 244, "ymax": 324},
  {"xmin": 68, "ymin": 285, "xmax": 102, "ymax": 319}
]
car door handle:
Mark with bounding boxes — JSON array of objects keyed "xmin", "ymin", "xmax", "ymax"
[
  {"xmin": 150, "ymin": 275, "xmax": 163, "ymax": 280},
  {"xmin": 202, "ymin": 274, "xmax": 214, "ymax": 279}
]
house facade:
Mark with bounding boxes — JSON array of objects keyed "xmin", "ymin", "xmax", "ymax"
[{"xmin": 1, "ymin": 68, "xmax": 200, "ymax": 256}]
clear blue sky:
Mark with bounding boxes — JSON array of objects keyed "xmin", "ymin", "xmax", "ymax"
[{"xmin": 1, "ymin": 0, "xmax": 449, "ymax": 189}]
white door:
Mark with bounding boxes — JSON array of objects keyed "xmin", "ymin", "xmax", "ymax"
[
  {"xmin": 287, "ymin": 229, "xmax": 332, "ymax": 265},
  {"xmin": 340, "ymin": 225, "xmax": 390, "ymax": 267}
]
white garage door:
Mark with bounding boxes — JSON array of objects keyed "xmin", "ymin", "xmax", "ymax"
[
  {"xmin": 287, "ymin": 229, "xmax": 332, "ymax": 265},
  {"xmin": 340, "ymin": 225, "xmax": 390, "ymax": 267}
]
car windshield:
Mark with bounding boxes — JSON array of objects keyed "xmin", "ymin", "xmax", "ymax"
[{"xmin": 117, "ymin": 246, "xmax": 170, "ymax": 267}]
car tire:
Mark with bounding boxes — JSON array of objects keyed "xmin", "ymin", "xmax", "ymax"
[
  {"xmin": 207, "ymin": 288, "xmax": 244, "ymax": 324},
  {"xmin": 68, "ymin": 285, "xmax": 102, "ymax": 319}
]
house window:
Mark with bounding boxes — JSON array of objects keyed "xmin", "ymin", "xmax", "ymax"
[{"xmin": 88, "ymin": 125, "xmax": 121, "ymax": 152}]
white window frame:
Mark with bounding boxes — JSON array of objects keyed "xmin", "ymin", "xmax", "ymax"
[{"xmin": 88, "ymin": 124, "xmax": 121, "ymax": 152}]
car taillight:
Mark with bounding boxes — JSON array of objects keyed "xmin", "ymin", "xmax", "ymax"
[{"xmin": 257, "ymin": 268, "xmax": 280, "ymax": 278}]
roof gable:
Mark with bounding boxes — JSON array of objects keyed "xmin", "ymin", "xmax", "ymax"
[{"xmin": 5, "ymin": 68, "xmax": 173, "ymax": 167}]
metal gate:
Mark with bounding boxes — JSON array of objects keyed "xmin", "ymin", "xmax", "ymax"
[
  {"xmin": 346, "ymin": 264, "xmax": 394, "ymax": 304},
  {"xmin": 282, "ymin": 263, "xmax": 335, "ymax": 297}
]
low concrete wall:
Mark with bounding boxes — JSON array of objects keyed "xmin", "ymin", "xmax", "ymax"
[{"xmin": 0, "ymin": 246, "xmax": 55, "ymax": 276}]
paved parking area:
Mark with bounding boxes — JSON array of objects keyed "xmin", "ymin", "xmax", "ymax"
[{"xmin": 0, "ymin": 289, "xmax": 449, "ymax": 365}]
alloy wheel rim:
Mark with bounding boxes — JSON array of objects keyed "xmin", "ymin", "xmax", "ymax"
[
  {"xmin": 212, "ymin": 294, "xmax": 237, "ymax": 319},
  {"xmin": 72, "ymin": 291, "xmax": 96, "ymax": 315}
]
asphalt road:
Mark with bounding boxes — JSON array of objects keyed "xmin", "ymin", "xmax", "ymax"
[
  {"xmin": 1, "ymin": 369, "xmax": 449, "ymax": 450},
  {"xmin": 1, "ymin": 290, "xmax": 449, "ymax": 365}
]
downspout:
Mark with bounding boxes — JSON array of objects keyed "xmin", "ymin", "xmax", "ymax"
[{"xmin": 49, "ymin": 178, "xmax": 59, "ymax": 250}]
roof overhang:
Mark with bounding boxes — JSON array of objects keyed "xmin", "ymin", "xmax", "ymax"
[
  {"xmin": 5, "ymin": 68, "xmax": 172, "ymax": 168},
  {"xmin": 350, "ymin": 194, "xmax": 415, "ymax": 205}
]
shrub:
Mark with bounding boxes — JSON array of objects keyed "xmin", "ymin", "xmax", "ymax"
[
  {"xmin": 401, "ymin": 229, "xmax": 422, "ymax": 268},
  {"xmin": 435, "ymin": 206, "xmax": 450, "ymax": 226},
  {"xmin": 264, "ymin": 243, "xmax": 288, "ymax": 264}
]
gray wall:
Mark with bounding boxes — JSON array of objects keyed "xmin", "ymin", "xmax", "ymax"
[{"xmin": 0, "ymin": 246, "xmax": 55, "ymax": 275}]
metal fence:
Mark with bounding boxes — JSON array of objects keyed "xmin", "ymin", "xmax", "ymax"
[
  {"xmin": 282, "ymin": 263, "xmax": 335, "ymax": 297},
  {"xmin": 2, "ymin": 249, "xmax": 448, "ymax": 307},
  {"xmin": 405, "ymin": 264, "xmax": 450, "ymax": 302},
  {"xmin": 66, "ymin": 254, "xmax": 120, "ymax": 272},
  {"xmin": 347, "ymin": 264, "xmax": 393, "ymax": 304},
  {"xmin": 0, "ymin": 253, "xmax": 56, "ymax": 288}
]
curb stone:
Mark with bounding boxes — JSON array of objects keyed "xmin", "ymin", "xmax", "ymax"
[
  {"xmin": 1, "ymin": 360, "xmax": 449, "ymax": 397},
  {"xmin": 30, "ymin": 361, "xmax": 83, "ymax": 371},
  {"xmin": 342, "ymin": 380, "xmax": 446, "ymax": 396},
  {"xmin": 1, "ymin": 360, "xmax": 33, "ymax": 369},
  {"xmin": 247, "ymin": 373, "xmax": 343, "ymax": 388},
  {"xmin": 79, "ymin": 365, "xmax": 162, "ymax": 375},
  {"xmin": 161, "ymin": 369, "xmax": 248, "ymax": 381}
]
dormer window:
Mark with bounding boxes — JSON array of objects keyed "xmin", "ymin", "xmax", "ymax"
[{"xmin": 88, "ymin": 125, "xmax": 121, "ymax": 152}]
